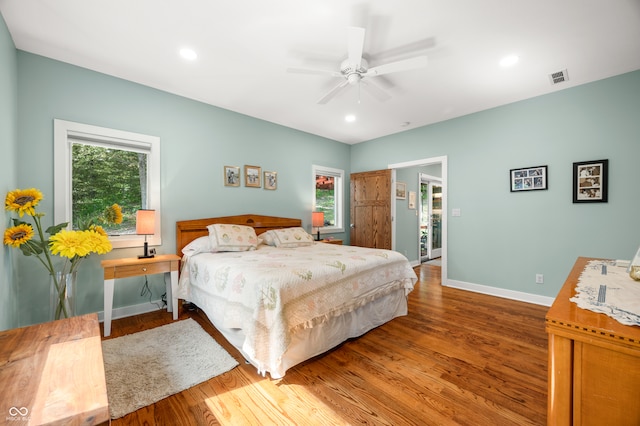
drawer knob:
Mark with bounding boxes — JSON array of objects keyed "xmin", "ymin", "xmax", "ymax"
[{"xmin": 142, "ymin": 267, "xmax": 147, "ymax": 272}]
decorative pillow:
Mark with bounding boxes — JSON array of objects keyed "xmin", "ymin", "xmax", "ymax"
[
  {"xmin": 181, "ymin": 236, "xmax": 212, "ymax": 256},
  {"xmin": 207, "ymin": 223, "xmax": 259, "ymax": 252},
  {"xmin": 262, "ymin": 227, "xmax": 315, "ymax": 248}
]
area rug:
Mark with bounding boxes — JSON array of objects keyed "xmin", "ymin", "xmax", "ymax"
[{"xmin": 102, "ymin": 318, "xmax": 239, "ymax": 419}]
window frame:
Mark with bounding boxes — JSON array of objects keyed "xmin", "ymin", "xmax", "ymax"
[
  {"xmin": 312, "ymin": 164, "xmax": 344, "ymax": 234},
  {"xmin": 54, "ymin": 119, "xmax": 161, "ymax": 249}
]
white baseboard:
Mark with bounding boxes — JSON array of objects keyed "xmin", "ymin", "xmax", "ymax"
[
  {"xmin": 95, "ymin": 300, "xmax": 167, "ymax": 323},
  {"xmin": 413, "ymin": 260, "xmax": 554, "ymax": 306},
  {"xmin": 445, "ymin": 279, "xmax": 555, "ymax": 307}
]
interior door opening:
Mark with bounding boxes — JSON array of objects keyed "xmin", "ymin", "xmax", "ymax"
[
  {"xmin": 389, "ymin": 156, "xmax": 447, "ymax": 286},
  {"xmin": 419, "ymin": 174, "xmax": 442, "ymax": 263}
]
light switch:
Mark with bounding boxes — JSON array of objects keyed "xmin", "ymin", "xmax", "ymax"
[{"xmin": 452, "ymin": 208, "xmax": 461, "ymax": 217}]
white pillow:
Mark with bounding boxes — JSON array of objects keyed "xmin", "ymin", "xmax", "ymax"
[
  {"xmin": 207, "ymin": 223, "xmax": 259, "ymax": 252},
  {"xmin": 262, "ymin": 227, "xmax": 314, "ymax": 248},
  {"xmin": 181, "ymin": 236, "xmax": 212, "ymax": 256}
]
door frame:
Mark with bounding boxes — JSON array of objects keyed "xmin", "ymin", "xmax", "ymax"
[
  {"xmin": 419, "ymin": 173, "xmax": 442, "ymax": 261},
  {"xmin": 388, "ymin": 156, "xmax": 448, "ymax": 286}
]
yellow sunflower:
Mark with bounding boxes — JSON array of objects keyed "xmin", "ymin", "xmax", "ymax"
[
  {"xmin": 104, "ymin": 203, "xmax": 123, "ymax": 224},
  {"xmin": 85, "ymin": 229, "xmax": 112, "ymax": 254},
  {"xmin": 5, "ymin": 188, "xmax": 43, "ymax": 217},
  {"xmin": 49, "ymin": 229, "xmax": 92, "ymax": 259},
  {"xmin": 3, "ymin": 224, "xmax": 34, "ymax": 248},
  {"xmin": 90, "ymin": 224, "xmax": 108, "ymax": 237}
]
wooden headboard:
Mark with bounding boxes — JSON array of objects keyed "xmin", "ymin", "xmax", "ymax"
[{"xmin": 176, "ymin": 214, "xmax": 302, "ymax": 256}]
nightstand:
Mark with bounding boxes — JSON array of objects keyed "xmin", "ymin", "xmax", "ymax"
[
  {"xmin": 100, "ymin": 254, "xmax": 180, "ymax": 336},
  {"xmin": 321, "ymin": 239, "xmax": 343, "ymax": 245}
]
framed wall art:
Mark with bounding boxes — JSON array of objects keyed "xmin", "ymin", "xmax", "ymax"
[
  {"xmin": 573, "ymin": 159, "xmax": 608, "ymax": 203},
  {"xmin": 509, "ymin": 165, "xmax": 548, "ymax": 192},
  {"xmin": 245, "ymin": 165, "xmax": 261, "ymax": 188},
  {"xmin": 224, "ymin": 165, "xmax": 240, "ymax": 187},
  {"xmin": 264, "ymin": 171, "xmax": 277, "ymax": 190},
  {"xmin": 396, "ymin": 182, "xmax": 407, "ymax": 199}
]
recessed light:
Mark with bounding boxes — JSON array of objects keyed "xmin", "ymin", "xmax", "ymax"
[
  {"xmin": 500, "ymin": 55, "xmax": 519, "ymax": 67},
  {"xmin": 345, "ymin": 115, "xmax": 356, "ymax": 122},
  {"xmin": 179, "ymin": 48, "xmax": 198, "ymax": 61}
]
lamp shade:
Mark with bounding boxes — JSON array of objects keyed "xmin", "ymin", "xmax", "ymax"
[
  {"xmin": 136, "ymin": 209, "xmax": 156, "ymax": 235},
  {"xmin": 312, "ymin": 211, "xmax": 324, "ymax": 227}
]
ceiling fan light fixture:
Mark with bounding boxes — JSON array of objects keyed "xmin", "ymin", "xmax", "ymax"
[{"xmin": 347, "ymin": 73, "xmax": 361, "ymax": 85}]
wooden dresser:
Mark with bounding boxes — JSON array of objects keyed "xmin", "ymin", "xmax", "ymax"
[
  {"xmin": 0, "ymin": 314, "xmax": 109, "ymax": 425},
  {"xmin": 546, "ymin": 257, "xmax": 640, "ymax": 425}
]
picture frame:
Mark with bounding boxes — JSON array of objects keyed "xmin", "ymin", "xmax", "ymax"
[
  {"xmin": 264, "ymin": 171, "xmax": 277, "ymax": 190},
  {"xmin": 408, "ymin": 191, "xmax": 417, "ymax": 209},
  {"xmin": 396, "ymin": 182, "xmax": 407, "ymax": 199},
  {"xmin": 509, "ymin": 165, "xmax": 548, "ymax": 192},
  {"xmin": 224, "ymin": 165, "xmax": 240, "ymax": 187},
  {"xmin": 244, "ymin": 165, "xmax": 261, "ymax": 188},
  {"xmin": 573, "ymin": 159, "xmax": 608, "ymax": 203}
]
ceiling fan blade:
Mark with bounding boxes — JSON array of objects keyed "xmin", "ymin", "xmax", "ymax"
[
  {"xmin": 373, "ymin": 37, "xmax": 436, "ymax": 62},
  {"xmin": 347, "ymin": 27, "xmax": 365, "ymax": 68},
  {"xmin": 317, "ymin": 80, "xmax": 350, "ymax": 104},
  {"xmin": 364, "ymin": 56, "xmax": 428, "ymax": 77},
  {"xmin": 286, "ymin": 67, "xmax": 341, "ymax": 77},
  {"xmin": 360, "ymin": 80, "xmax": 391, "ymax": 102}
]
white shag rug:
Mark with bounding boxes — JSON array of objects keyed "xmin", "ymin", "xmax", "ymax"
[{"xmin": 102, "ymin": 318, "xmax": 238, "ymax": 419}]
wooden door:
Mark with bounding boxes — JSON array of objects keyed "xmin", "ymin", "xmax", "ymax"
[{"xmin": 350, "ymin": 169, "xmax": 392, "ymax": 249}]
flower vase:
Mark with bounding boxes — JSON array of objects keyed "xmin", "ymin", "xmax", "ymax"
[{"xmin": 50, "ymin": 271, "xmax": 77, "ymax": 320}]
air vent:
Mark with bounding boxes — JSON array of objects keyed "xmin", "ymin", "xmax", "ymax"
[{"xmin": 549, "ymin": 69, "xmax": 569, "ymax": 85}]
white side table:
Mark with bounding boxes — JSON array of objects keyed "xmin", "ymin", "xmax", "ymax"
[{"xmin": 100, "ymin": 254, "xmax": 180, "ymax": 336}]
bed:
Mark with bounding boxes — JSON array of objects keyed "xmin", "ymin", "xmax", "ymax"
[{"xmin": 176, "ymin": 214, "xmax": 417, "ymax": 379}]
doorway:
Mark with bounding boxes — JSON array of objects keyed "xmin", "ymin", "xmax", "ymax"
[
  {"xmin": 419, "ymin": 174, "xmax": 442, "ymax": 262},
  {"xmin": 389, "ymin": 156, "xmax": 447, "ymax": 285}
]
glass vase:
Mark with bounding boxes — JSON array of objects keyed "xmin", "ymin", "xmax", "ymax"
[{"xmin": 50, "ymin": 271, "xmax": 77, "ymax": 320}]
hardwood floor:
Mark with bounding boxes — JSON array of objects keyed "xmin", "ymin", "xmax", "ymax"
[{"xmin": 104, "ymin": 264, "xmax": 548, "ymax": 425}]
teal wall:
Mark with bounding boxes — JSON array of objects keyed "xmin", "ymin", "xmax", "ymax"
[
  {"xmin": 352, "ymin": 70, "xmax": 640, "ymax": 298},
  {"xmin": 0, "ymin": 14, "xmax": 18, "ymax": 331},
  {"xmin": 14, "ymin": 51, "xmax": 350, "ymax": 326}
]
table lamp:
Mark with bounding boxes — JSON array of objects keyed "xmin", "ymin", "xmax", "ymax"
[
  {"xmin": 312, "ymin": 211, "xmax": 324, "ymax": 241},
  {"xmin": 136, "ymin": 209, "xmax": 155, "ymax": 258}
]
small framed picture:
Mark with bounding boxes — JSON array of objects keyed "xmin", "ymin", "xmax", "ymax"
[
  {"xmin": 396, "ymin": 182, "xmax": 407, "ymax": 199},
  {"xmin": 408, "ymin": 191, "xmax": 417, "ymax": 209},
  {"xmin": 573, "ymin": 159, "xmax": 608, "ymax": 203},
  {"xmin": 264, "ymin": 171, "xmax": 277, "ymax": 190},
  {"xmin": 509, "ymin": 165, "xmax": 548, "ymax": 192},
  {"xmin": 245, "ymin": 165, "xmax": 261, "ymax": 188},
  {"xmin": 224, "ymin": 166, "xmax": 240, "ymax": 187}
]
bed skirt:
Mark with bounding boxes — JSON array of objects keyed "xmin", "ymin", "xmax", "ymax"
[{"xmin": 189, "ymin": 287, "xmax": 408, "ymax": 379}]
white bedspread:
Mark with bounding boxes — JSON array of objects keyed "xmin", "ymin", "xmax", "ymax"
[{"xmin": 178, "ymin": 243, "xmax": 417, "ymax": 375}]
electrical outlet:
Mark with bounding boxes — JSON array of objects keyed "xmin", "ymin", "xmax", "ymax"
[{"xmin": 536, "ymin": 274, "xmax": 544, "ymax": 284}]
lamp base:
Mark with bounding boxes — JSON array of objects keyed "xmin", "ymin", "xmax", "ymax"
[{"xmin": 138, "ymin": 241, "xmax": 155, "ymax": 259}]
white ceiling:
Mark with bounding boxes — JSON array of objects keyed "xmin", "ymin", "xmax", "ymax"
[{"xmin": 1, "ymin": 0, "xmax": 639, "ymax": 144}]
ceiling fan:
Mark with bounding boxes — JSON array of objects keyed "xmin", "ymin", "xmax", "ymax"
[{"xmin": 288, "ymin": 26, "xmax": 428, "ymax": 104}]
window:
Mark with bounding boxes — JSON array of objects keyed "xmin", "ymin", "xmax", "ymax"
[
  {"xmin": 312, "ymin": 165, "xmax": 344, "ymax": 234},
  {"xmin": 54, "ymin": 119, "xmax": 161, "ymax": 249}
]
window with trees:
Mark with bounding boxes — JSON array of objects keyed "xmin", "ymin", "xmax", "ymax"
[
  {"xmin": 313, "ymin": 165, "xmax": 344, "ymax": 233},
  {"xmin": 54, "ymin": 120, "xmax": 161, "ymax": 249}
]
